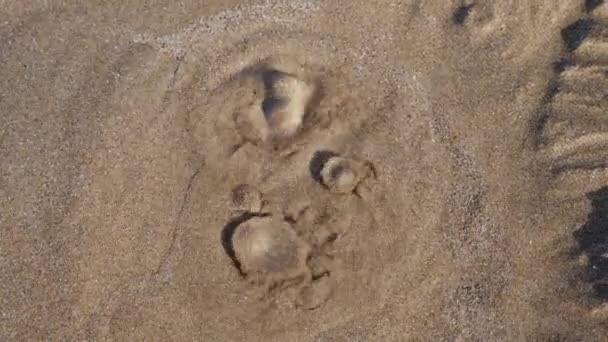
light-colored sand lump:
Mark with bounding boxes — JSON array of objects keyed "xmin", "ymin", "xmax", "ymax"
[{"xmin": 232, "ymin": 216, "xmax": 310, "ymax": 277}]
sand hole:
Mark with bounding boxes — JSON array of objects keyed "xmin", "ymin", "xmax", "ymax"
[
  {"xmin": 309, "ymin": 150, "xmax": 339, "ymax": 183},
  {"xmin": 233, "ymin": 64, "xmax": 319, "ymax": 151},
  {"xmin": 221, "ymin": 213, "xmax": 261, "ymax": 275},
  {"xmin": 310, "ymin": 151, "xmax": 374, "ymax": 194},
  {"xmin": 453, "ymin": 3, "xmax": 474, "ymax": 25},
  {"xmin": 228, "ymin": 216, "xmax": 310, "ymax": 277}
]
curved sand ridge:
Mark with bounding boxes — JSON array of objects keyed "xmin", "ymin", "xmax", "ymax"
[
  {"xmin": 76, "ymin": 2, "xmax": 448, "ymax": 341},
  {"xmin": 532, "ymin": 2, "xmax": 608, "ymax": 329}
]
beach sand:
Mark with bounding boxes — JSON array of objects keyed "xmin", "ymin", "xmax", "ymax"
[{"xmin": 2, "ymin": 0, "xmax": 608, "ymax": 340}]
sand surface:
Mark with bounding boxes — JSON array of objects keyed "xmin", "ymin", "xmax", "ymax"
[{"xmin": 2, "ymin": 0, "xmax": 608, "ymax": 340}]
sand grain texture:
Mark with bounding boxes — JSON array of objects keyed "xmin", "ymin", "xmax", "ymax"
[{"xmin": 2, "ymin": 0, "xmax": 608, "ymax": 340}]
